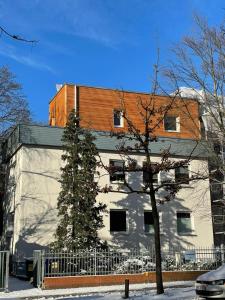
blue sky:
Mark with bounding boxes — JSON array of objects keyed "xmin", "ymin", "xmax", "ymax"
[{"xmin": 0, "ymin": 0, "xmax": 224, "ymax": 123}]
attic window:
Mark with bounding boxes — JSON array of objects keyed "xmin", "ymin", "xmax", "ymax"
[
  {"xmin": 164, "ymin": 115, "xmax": 180, "ymax": 132},
  {"xmin": 114, "ymin": 110, "xmax": 123, "ymax": 128}
]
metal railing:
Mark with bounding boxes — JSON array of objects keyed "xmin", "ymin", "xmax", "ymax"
[
  {"xmin": 0, "ymin": 251, "xmax": 9, "ymax": 292},
  {"xmin": 36, "ymin": 247, "xmax": 225, "ymax": 278}
]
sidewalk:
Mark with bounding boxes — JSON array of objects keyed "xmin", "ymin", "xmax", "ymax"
[{"xmin": 0, "ymin": 277, "xmax": 195, "ymax": 299}]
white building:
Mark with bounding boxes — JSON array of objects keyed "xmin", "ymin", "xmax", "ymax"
[{"xmin": 1, "ymin": 124, "xmax": 214, "ymax": 257}]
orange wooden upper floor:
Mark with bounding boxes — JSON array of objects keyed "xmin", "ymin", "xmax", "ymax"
[{"xmin": 49, "ymin": 84, "xmax": 202, "ymax": 140}]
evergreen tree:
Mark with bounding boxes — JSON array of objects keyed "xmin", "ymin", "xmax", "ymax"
[{"xmin": 53, "ymin": 110, "xmax": 106, "ymax": 251}]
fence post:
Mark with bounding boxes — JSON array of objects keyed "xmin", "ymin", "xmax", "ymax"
[
  {"xmin": 33, "ymin": 250, "xmax": 43, "ymax": 288},
  {"xmin": 0, "ymin": 251, "xmax": 9, "ymax": 292},
  {"xmin": 41, "ymin": 250, "xmax": 45, "ymax": 286},
  {"xmin": 94, "ymin": 248, "xmax": 97, "ymax": 276},
  {"xmin": 4, "ymin": 251, "xmax": 9, "ymax": 292},
  {"xmin": 221, "ymin": 244, "xmax": 224, "ymax": 263},
  {"xmin": 124, "ymin": 279, "xmax": 129, "ymax": 298}
]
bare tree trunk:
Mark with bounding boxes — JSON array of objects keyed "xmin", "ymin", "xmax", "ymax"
[{"xmin": 150, "ymin": 186, "xmax": 164, "ymax": 294}]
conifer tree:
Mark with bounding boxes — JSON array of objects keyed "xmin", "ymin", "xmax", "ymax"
[{"xmin": 53, "ymin": 110, "xmax": 106, "ymax": 251}]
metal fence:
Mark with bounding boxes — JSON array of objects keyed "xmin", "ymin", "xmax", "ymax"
[
  {"xmin": 35, "ymin": 247, "xmax": 225, "ymax": 278},
  {"xmin": 0, "ymin": 251, "xmax": 9, "ymax": 292}
]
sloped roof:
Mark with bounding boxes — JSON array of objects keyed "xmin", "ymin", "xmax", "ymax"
[{"xmin": 3, "ymin": 124, "xmax": 209, "ymax": 159}]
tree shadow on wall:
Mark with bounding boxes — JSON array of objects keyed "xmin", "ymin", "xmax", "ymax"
[
  {"xmin": 100, "ymin": 166, "xmax": 211, "ymax": 252},
  {"xmin": 3, "ymin": 144, "xmax": 63, "ymax": 259}
]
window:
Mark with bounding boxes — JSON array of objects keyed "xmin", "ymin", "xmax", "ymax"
[
  {"xmin": 175, "ymin": 166, "xmax": 189, "ymax": 184},
  {"xmin": 164, "ymin": 115, "xmax": 179, "ymax": 132},
  {"xmin": 144, "ymin": 211, "xmax": 154, "ymax": 233},
  {"xmin": 7, "ymin": 212, "xmax": 14, "ymax": 234},
  {"xmin": 177, "ymin": 212, "xmax": 192, "ymax": 234},
  {"xmin": 110, "ymin": 210, "xmax": 127, "ymax": 232},
  {"xmin": 109, "ymin": 160, "xmax": 125, "ymax": 183},
  {"xmin": 211, "ymin": 183, "xmax": 223, "ymax": 201},
  {"xmin": 143, "ymin": 163, "xmax": 158, "ymax": 184},
  {"xmin": 114, "ymin": 110, "xmax": 123, "ymax": 128}
]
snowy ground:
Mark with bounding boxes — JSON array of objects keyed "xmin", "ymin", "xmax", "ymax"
[
  {"xmin": 43, "ymin": 287, "xmax": 197, "ymax": 300},
  {"xmin": 0, "ymin": 277, "xmax": 198, "ymax": 300}
]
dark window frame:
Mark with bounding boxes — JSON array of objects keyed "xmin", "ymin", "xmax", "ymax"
[
  {"xmin": 110, "ymin": 210, "xmax": 127, "ymax": 232},
  {"xmin": 144, "ymin": 211, "xmax": 154, "ymax": 234},
  {"xmin": 175, "ymin": 166, "xmax": 189, "ymax": 184}
]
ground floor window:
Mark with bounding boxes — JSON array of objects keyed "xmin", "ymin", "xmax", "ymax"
[
  {"xmin": 177, "ymin": 212, "xmax": 192, "ymax": 234},
  {"xmin": 110, "ymin": 210, "xmax": 127, "ymax": 232},
  {"xmin": 144, "ymin": 211, "xmax": 154, "ymax": 233}
]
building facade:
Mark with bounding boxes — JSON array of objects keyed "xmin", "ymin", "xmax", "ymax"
[
  {"xmin": 0, "ymin": 85, "xmax": 215, "ymax": 256},
  {"xmin": 1, "ymin": 124, "xmax": 213, "ymax": 257}
]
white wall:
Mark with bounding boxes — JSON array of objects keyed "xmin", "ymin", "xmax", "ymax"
[
  {"xmin": 5, "ymin": 145, "xmax": 214, "ymax": 256},
  {"xmin": 97, "ymin": 152, "xmax": 213, "ymax": 249},
  {"xmin": 3, "ymin": 148, "xmax": 23, "ymax": 255}
]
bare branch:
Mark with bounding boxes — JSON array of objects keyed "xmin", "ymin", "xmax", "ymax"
[{"xmin": 0, "ymin": 25, "xmax": 38, "ymax": 43}]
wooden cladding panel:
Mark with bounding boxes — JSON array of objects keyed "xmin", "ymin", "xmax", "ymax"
[
  {"xmin": 49, "ymin": 86, "xmax": 66, "ymax": 127},
  {"xmin": 66, "ymin": 85, "xmax": 75, "ymax": 123},
  {"xmin": 78, "ymin": 86, "xmax": 200, "ymax": 139},
  {"xmin": 49, "ymin": 100, "xmax": 56, "ymax": 126},
  {"xmin": 49, "ymin": 85, "xmax": 75, "ymax": 127},
  {"xmin": 49, "ymin": 85, "xmax": 201, "ymax": 140}
]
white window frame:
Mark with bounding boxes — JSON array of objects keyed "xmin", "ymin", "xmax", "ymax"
[
  {"xmin": 159, "ymin": 170, "xmax": 174, "ymax": 185},
  {"xmin": 142, "ymin": 162, "xmax": 159, "ymax": 185},
  {"xmin": 176, "ymin": 211, "xmax": 195, "ymax": 235},
  {"xmin": 109, "ymin": 209, "xmax": 128, "ymax": 233},
  {"xmin": 113, "ymin": 110, "xmax": 124, "ymax": 128},
  {"xmin": 144, "ymin": 210, "xmax": 162, "ymax": 234},
  {"xmin": 109, "ymin": 159, "xmax": 125, "ymax": 184},
  {"xmin": 164, "ymin": 115, "xmax": 180, "ymax": 132}
]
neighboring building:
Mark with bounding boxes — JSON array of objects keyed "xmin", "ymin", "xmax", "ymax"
[
  {"xmin": 1, "ymin": 124, "xmax": 213, "ymax": 257},
  {"xmin": 172, "ymin": 87, "xmax": 225, "ymax": 246}
]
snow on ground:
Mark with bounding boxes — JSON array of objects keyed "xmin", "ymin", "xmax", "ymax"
[
  {"xmin": 0, "ymin": 277, "xmax": 197, "ymax": 300},
  {"xmin": 50, "ymin": 287, "xmax": 196, "ymax": 300}
]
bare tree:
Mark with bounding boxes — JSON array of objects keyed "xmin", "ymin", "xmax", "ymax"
[
  {"xmin": 98, "ymin": 69, "xmax": 208, "ymax": 294},
  {"xmin": 164, "ymin": 15, "xmax": 225, "ymax": 244},
  {"xmin": 165, "ymin": 14, "xmax": 225, "ymax": 142},
  {"xmin": 0, "ymin": 66, "xmax": 31, "ymax": 137}
]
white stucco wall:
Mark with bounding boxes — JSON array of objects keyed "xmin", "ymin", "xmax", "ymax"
[
  {"xmin": 5, "ymin": 145, "xmax": 214, "ymax": 256},
  {"xmin": 97, "ymin": 152, "xmax": 213, "ymax": 250},
  {"xmin": 3, "ymin": 149, "xmax": 23, "ymax": 255}
]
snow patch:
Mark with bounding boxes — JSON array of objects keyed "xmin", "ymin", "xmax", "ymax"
[{"xmin": 197, "ymin": 263, "xmax": 225, "ymax": 281}]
